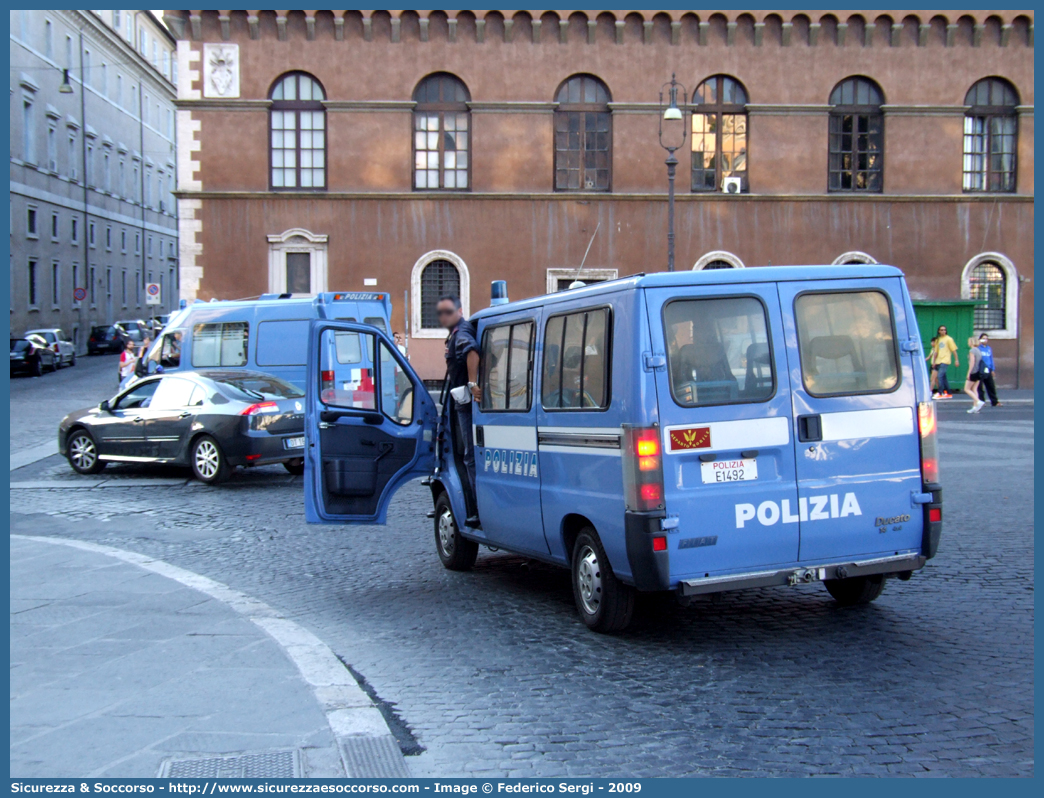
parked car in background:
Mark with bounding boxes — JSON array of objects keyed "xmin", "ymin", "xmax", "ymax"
[
  {"xmin": 25, "ymin": 328, "xmax": 76, "ymax": 367},
  {"xmin": 87, "ymin": 325, "xmax": 131, "ymax": 355},
  {"xmin": 11, "ymin": 334, "xmax": 59, "ymax": 376},
  {"xmin": 115, "ymin": 319, "xmax": 149, "ymax": 342},
  {"xmin": 59, "ymin": 369, "xmax": 307, "ymax": 484},
  {"xmin": 147, "ymin": 314, "xmax": 170, "ymax": 336}
]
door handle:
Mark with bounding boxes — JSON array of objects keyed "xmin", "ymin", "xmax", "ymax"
[
  {"xmin": 178, "ymin": 412, "xmax": 191, "ymax": 419},
  {"xmin": 133, "ymin": 417, "xmax": 144, "ymax": 423},
  {"xmin": 797, "ymin": 414, "xmax": 822, "ymax": 442}
]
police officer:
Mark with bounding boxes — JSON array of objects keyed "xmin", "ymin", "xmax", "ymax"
[{"xmin": 439, "ymin": 295, "xmax": 481, "ymax": 527}]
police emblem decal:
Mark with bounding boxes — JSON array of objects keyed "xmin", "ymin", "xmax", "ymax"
[{"xmin": 669, "ymin": 426, "xmax": 712, "ymax": 451}]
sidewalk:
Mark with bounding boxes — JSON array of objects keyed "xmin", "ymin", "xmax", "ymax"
[
  {"xmin": 9, "ymin": 537, "xmax": 395, "ymax": 778},
  {"xmin": 933, "ymin": 388, "xmax": 1034, "ymax": 404}
]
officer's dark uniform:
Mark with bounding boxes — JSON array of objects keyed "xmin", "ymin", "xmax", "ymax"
[{"xmin": 445, "ymin": 317, "xmax": 479, "ymax": 518}]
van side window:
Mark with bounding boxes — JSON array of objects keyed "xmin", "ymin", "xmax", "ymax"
[
  {"xmin": 191, "ymin": 322, "xmax": 248, "ymax": 368},
  {"xmin": 481, "ymin": 321, "xmax": 534, "ymax": 411},
  {"xmin": 541, "ymin": 308, "xmax": 611, "ymax": 410},
  {"xmin": 256, "ymin": 320, "xmax": 310, "ymax": 367},
  {"xmin": 664, "ymin": 297, "xmax": 774, "ymax": 407},
  {"xmin": 364, "ymin": 316, "xmax": 387, "ymax": 333},
  {"xmin": 794, "ymin": 291, "xmax": 899, "ymax": 396}
]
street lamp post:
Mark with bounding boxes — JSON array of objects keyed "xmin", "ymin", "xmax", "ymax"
[{"xmin": 658, "ymin": 74, "xmax": 688, "ymax": 272}]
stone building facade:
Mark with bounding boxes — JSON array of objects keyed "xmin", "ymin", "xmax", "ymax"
[
  {"xmin": 164, "ymin": 9, "xmax": 1033, "ymax": 384},
  {"xmin": 9, "ymin": 10, "xmax": 179, "ymax": 353}
]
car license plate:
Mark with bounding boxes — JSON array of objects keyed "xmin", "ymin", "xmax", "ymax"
[
  {"xmin": 284, "ymin": 436, "xmax": 306, "ymax": 450},
  {"xmin": 701, "ymin": 458, "xmax": 758, "ymax": 484}
]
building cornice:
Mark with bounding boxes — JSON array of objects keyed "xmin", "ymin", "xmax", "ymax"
[
  {"xmin": 747, "ymin": 104, "xmax": 829, "ymax": 116},
  {"xmin": 175, "ymin": 190, "xmax": 1034, "ymax": 203},
  {"xmin": 324, "ymin": 100, "xmax": 415, "ymax": 112}
]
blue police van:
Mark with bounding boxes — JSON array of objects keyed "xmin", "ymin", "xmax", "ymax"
[
  {"xmin": 146, "ymin": 292, "xmax": 392, "ymax": 390},
  {"xmin": 303, "ymin": 266, "xmax": 943, "ymax": 633}
]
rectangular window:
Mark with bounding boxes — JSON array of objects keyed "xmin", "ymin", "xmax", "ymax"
[
  {"xmin": 72, "ymin": 263, "xmax": 79, "ymax": 306},
  {"xmin": 83, "ymin": 50, "xmax": 90, "ymax": 86},
  {"xmin": 86, "ymin": 144, "xmax": 93, "ymax": 186},
  {"xmin": 89, "ymin": 266, "xmax": 95, "ymax": 304},
  {"xmin": 147, "ymin": 236, "xmax": 153, "ymax": 257},
  {"xmin": 23, "ymin": 100, "xmax": 35, "ymax": 164},
  {"xmin": 414, "ymin": 112, "xmax": 469, "ymax": 190},
  {"xmin": 68, "ymin": 134, "xmax": 77, "ymax": 181},
  {"xmin": 191, "ymin": 322, "xmax": 249, "ymax": 368},
  {"xmin": 286, "ymin": 252, "xmax": 310, "ymax": 293},
  {"xmin": 256, "ymin": 320, "xmax": 311, "ymax": 367},
  {"xmin": 121, "ymin": 230, "xmax": 126, "ymax": 252},
  {"xmin": 105, "ymin": 226, "xmax": 112, "ymax": 250},
  {"xmin": 50, "ymin": 212, "xmax": 58, "ymax": 240},
  {"xmin": 116, "ymin": 74, "xmax": 122, "ymax": 107},
  {"xmin": 113, "ymin": 10, "xmax": 121, "ymax": 28},
  {"xmin": 794, "ymin": 291, "xmax": 899, "ymax": 397},
  {"xmin": 541, "ymin": 308, "xmax": 611, "ymax": 410},
  {"xmin": 88, "ymin": 222, "xmax": 95, "ymax": 247},
  {"xmin": 481, "ymin": 321, "xmax": 534, "ymax": 411},
  {"xmin": 28, "ymin": 260, "xmax": 38, "ymax": 307},
  {"xmin": 828, "ymin": 112, "xmax": 883, "ymax": 192},
  {"xmin": 52, "ymin": 261, "xmax": 60, "ymax": 306},
  {"xmin": 554, "ymin": 112, "xmax": 611, "ymax": 191},
  {"xmin": 135, "ymin": 271, "xmax": 140, "ymax": 305},
  {"xmin": 47, "ymin": 125, "xmax": 57, "ymax": 171},
  {"xmin": 26, "ymin": 207, "xmax": 37, "ymax": 237},
  {"xmin": 963, "ymin": 115, "xmax": 1017, "ymax": 193},
  {"xmin": 71, "ymin": 217, "xmax": 78, "ymax": 244},
  {"xmin": 103, "ymin": 153, "xmax": 110, "ymax": 191},
  {"xmin": 162, "ymin": 49, "xmax": 169, "ymax": 79},
  {"xmin": 101, "ymin": 63, "xmax": 107, "ymax": 97},
  {"xmin": 139, "ymin": 29, "xmax": 146, "ymax": 54},
  {"xmin": 135, "ymin": 233, "xmax": 140, "ymax": 254},
  {"xmin": 664, "ymin": 297, "xmax": 775, "ymax": 407},
  {"xmin": 121, "ymin": 270, "xmax": 127, "ymax": 307}
]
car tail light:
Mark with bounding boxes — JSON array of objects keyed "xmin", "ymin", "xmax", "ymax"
[
  {"xmin": 321, "ymin": 370, "xmax": 335, "ymax": 395},
  {"xmin": 245, "ymin": 453, "xmax": 261, "ymax": 461},
  {"xmin": 240, "ymin": 401, "xmax": 279, "ymax": 416},
  {"xmin": 929, "ymin": 507, "xmax": 942, "ymax": 523},
  {"xmin": 918, "ymin": 401, "xmax": 939, "ymax": 484},
  {"xmin": 652, "ymin": 536, "xmax": 667, "ymax": 552},
  {"xmin": 622, "ymin": 425, "xmax": 665, "ymax": 513}
]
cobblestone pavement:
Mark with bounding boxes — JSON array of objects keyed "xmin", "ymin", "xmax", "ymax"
[{"xmin": 9, "ymin": 400, "xmax": 1034, "ymax": 777}]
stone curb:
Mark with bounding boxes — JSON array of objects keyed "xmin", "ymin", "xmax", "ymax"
[{"xmin": 10, "ymin": 534, "xmax": 409, "ymax": 778}]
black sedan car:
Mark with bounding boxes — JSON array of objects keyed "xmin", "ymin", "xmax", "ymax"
[
  {"xmin": 87, "ymin": 325, "xmax": 132, "ymax": 355},
  {"xmin": 11, "ymin": 334, "xmax": 59, "ymax": 376},
  {"xmin": 58, "ymin": 370, "xmax": 307, "ymax": 484}
]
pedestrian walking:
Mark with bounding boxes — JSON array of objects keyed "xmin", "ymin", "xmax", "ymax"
[
  {"xmin": 975, "ymin": 333, "xmax": 1001, "ymax": 407},
  {"xmin": 118, "ymin": 339, "xmax": 138, "ymax": 390},
  {"xmin": 929, "ymin": 325, "xmax": 958, "ymax": 398},
  {"xmin": 963, "ymin": 337, "xmax": 985, "ymax": 413}
]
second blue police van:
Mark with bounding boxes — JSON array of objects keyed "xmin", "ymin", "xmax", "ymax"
[
  {"xmin": 302, "ymin": 266, "xmax": 943, "ymax": 633},
  {"xmin": 146, "ymin": 292, "xmax": 392, "ymax": 391}
]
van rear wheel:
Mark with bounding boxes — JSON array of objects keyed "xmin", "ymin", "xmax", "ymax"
[
  {"xmin": 824, "ymin": 574, "xmax": 886, "ymax": 606},
  {"xmin": 571, "ymin": 528, "xmax": 634, "ymax": 633},
  {"xmin": 434, "ymin": 492, "xmax": 478, "ymax": 571}
]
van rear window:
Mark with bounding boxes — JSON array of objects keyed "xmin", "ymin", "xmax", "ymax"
[
  {"xmin": 664, "ymin": 297, "xmax": 775, "ymax": 407},
  {"xmin": 192, "ymin": 322, "xmax": 249, "ymax": 368},
  {"xmin": 256, "ymin": 320, "xmax": 310, "ymax": 367},
  {"xmin": 794, "ymin": 291, "xmax": 899, "ymax": 396}
]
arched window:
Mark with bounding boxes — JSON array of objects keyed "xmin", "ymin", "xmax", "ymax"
[
  {"xmin": 554, "ymin": 75, "xmax": 611, "ymax": 192},
  {"xmin": 963, "ymin": 78, "xmax": 1018, "ymax": 193},
  {"xmin": 420, "ymin": 259, "xmax": 461, "ymax": 329},
  {"xmin": 413, "ymin": 73, "xmax": 470, "ymax": 191},
  {"xmin": 269, "ymin": 72, "xmax": 326, "ymax": 190},
  {"xmin": 828, "ymin": 77, "xmax": 884, "ymax": 192},
  {"xmin": 692, "ymin": 75, "xmax": 748, "ymax": 192},
  {"xmin": 693, "ymin": 251, "xmax": 746, "ymax": 270},
  {"xmin": 968, "ymin": 261, "xmax": 1007, "ymax": 330}
]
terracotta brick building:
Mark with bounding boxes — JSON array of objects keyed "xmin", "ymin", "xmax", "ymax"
[{"xmin": 164, "ymin": 9, "xmax": 1034, "ymax": 384}]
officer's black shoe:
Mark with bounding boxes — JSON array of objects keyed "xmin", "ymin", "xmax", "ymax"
[{"xmin": 465, "ymin": 515, "xmax": 482, "ymax": 529}]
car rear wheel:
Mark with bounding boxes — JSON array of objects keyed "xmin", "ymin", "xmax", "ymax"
[
  {"xmin": 824, "ymin": 574, "xmax": 886, "ymax": 606},
  {"xmin": 191, "ymin": 435, "xmax": 231, "ymax": 484},
  {"xmin": 283, "ymin": 458, "xmax": 305, "ymax": 475},
  {"xmin": 67, "ymin": 430, "xmax": 106, "ymax": 475},
  {"xmin": 572, "ymin": 528, "xmax": 634, "ymax": 633},
  {"xmin": 434, "ymin": 492, "xmax": 478, "ymax": 571}
]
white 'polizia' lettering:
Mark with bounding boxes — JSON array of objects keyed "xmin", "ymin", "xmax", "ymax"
[
  {"xmin": 483, "ymin": 448, "xmax": 538, "ymax": 479},
  {"xmin": 735, "ymin": 493, "xmax": 862, "ymax": 528}
]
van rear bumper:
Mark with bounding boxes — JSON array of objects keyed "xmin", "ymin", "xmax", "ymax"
[{"xmin": 678, "ymin": 552, "xmax": 927, "ymax": 597}]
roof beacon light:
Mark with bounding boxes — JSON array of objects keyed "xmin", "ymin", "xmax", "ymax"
[{"xmin": 491, "ymin": 280, "xmax": 509, "ymax": 306}]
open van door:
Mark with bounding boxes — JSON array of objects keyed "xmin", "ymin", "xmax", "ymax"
[{"xmin": 305, "ymin": 321, "xmax": 437, "ymax": 524}]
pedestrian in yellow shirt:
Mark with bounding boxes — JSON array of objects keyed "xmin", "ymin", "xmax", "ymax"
[{"xmin": 928, "ymin": 325, "xmax": 959, "ymax": 398}]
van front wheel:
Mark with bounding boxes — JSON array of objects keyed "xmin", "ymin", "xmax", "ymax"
[
  {"xmin": 572, "ymin": 529, "xmax": 634, "ymax": 633},
  {"xmin": 434, "ymin": 492, "xmax": 478, "ymax": 571},
  {"xmin": 824, "ymin": 574, "xmax": 886, "ymax": 606}
]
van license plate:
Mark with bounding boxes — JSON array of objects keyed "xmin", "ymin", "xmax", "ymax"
[
  {"xmin": 284, "ymin": 436, "xmax": 306, "ymax": 450},
  {"xmin": 701, "ymin": 458, "xmax": 758, "ymax": 484}
]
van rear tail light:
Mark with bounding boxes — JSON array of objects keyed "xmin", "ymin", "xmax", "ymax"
[
  {"xmin": 929, "ymin": 507, "xmax": 942, "ymax": 523},
  {"xmin": 240, "ymin": 401, "xmax": 279, "ymax": 416},
  {"xmin": 320, "ymin": 370, "xmax": 335, "ymax": 395},
  {"xmin": 918, "ymin": 401, "xmax": 939, "ymax": 484},
  {"xmin": 622, "ymin": 425, "xmax": 665, "ymax": 513},
  {"xmin": 652, "ymin": 536, "xmax": 667, "ymax": 552}
]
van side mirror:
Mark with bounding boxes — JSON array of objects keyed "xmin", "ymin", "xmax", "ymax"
[{"xmin": 99, "ymin": 399, "xmax": 111, "ymax": 413}]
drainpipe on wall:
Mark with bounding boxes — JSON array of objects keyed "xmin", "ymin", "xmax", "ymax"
[
  {"xmin": 78, "ymin": 25, "xmax": 90, "ymax": 341},
  {"xmin": 136, "ymin": 11, "xmax": 147, "ymax": 299}
]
